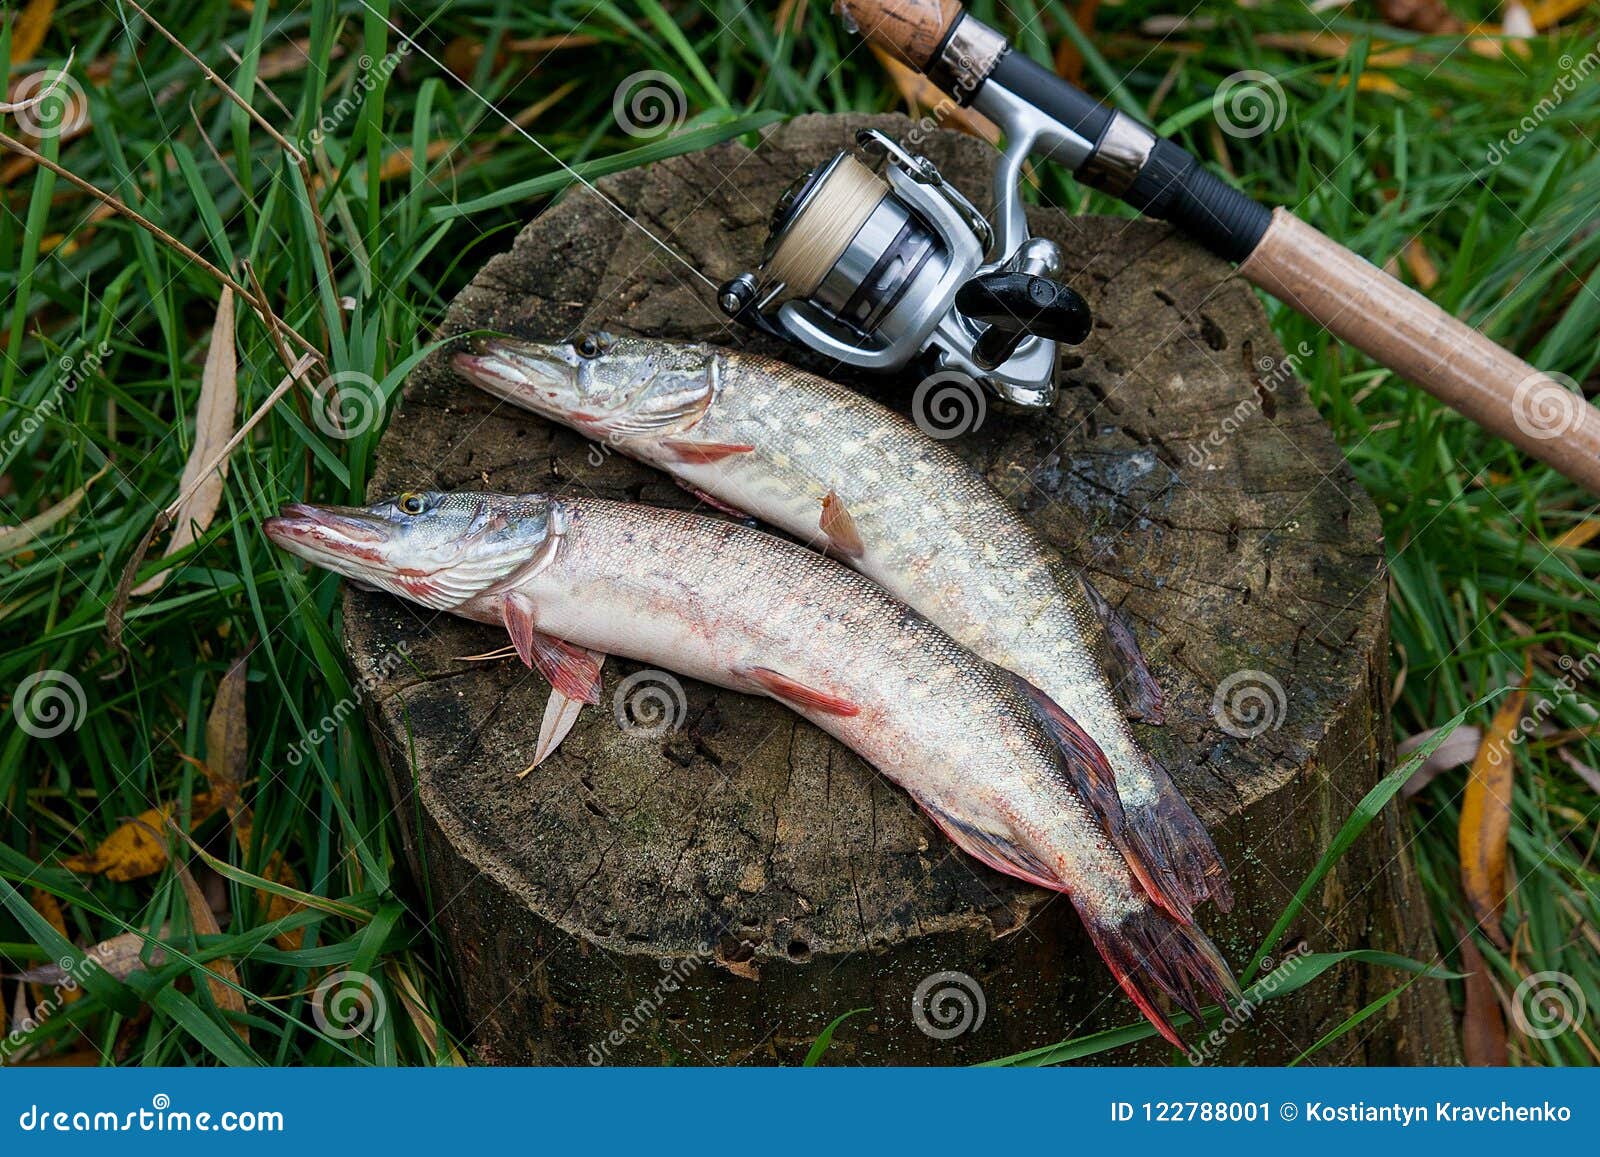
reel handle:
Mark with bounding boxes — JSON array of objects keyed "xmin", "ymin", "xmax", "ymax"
[
  {"xmin": 834, "ymin": 0, "xmax": 964, "ymax": 70},
  {"xmin": 956, "ymin": 272, "xmax": 1091, "ymax": 370}
]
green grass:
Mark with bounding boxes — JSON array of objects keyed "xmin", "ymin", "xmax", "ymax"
[{"xmin": 1, "ymin": 0, "xmax": 1597, "ymax": 1065}]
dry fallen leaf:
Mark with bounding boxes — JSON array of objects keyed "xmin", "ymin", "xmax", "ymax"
[
  {"xmin": 1399, "ymin": 723, "xmax": 1484, "ymax": 798},
  {"xmin": 9, "ymin": 926, "xmax": 170, "ymax": 984},
  {"xmin": 133, "ymin": 288, "xmax": 237, "ymax": 596},
  {"xmin": 61, "ymin": 794, "xmax": 219, "ymax": 882},
  {"xmin": 1377, "ymin": 0, "xmax": 1462, "ymax": 32},
  {"xmin": 164, "ymin": 833, "xmax": 248, "ymax": 1042},
  {"xmin": 188, "ymin": 654, "xmax": 306, "ymax": 950},
  {"xmin": 7, "ymin": 0, "xmax": 56, "ymax": 64},
  {"xmin": 0, "ymin": 461, "xmax": 111, "ymax": 557},
  {"xmin": 200, "ymin": 654, "xmax": 250, "ymax": 835},
  {"xmin": 1459, "ymin": 670, "xmax": 1529, "ymax": 946},
  {"xmin": 1553, "ymin": 519, "xmax": 1600, "ymax": 551},
  {"xmin": 1459, "ymin": 933, "xmax": 1509, "ymax": 1065}
]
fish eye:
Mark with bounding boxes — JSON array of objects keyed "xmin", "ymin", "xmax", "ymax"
[
  {"xmin": 397, "ymin": 492, "xmax": 428, "ymax": 516},
  {"xmin": 575, "ymin": 333, "xmax": 610, "ymax": 359}
]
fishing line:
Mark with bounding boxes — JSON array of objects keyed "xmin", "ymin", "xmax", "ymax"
[{"xmin": 353, "ymin": 2, "xmax": 719, "ymax": 292}]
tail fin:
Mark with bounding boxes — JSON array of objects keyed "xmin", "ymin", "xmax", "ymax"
[
  {"xmin": 1077, "ymin": 898, "xmax": 1242, "ymax": 1052},
  {"xmin": 1122, "ymin": 754, "xmax": 1234, "ymax": 919},
  {"xmin": 1014, "ymin": 677, "xmax": 1232, "ymax": 922}
]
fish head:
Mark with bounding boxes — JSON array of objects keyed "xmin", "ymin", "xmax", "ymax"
[
  {"xmin": 454, "ymin": 334, "xmax": 720, "ymax": 442},
  {"xmin": 265, "ymin": 490, "xmax": 563, "ymax": 609}
]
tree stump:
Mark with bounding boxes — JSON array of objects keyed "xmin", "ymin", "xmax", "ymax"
[{"xmin": 344, "ymin": 114, "xmax": 1458, "ymax": 1065}]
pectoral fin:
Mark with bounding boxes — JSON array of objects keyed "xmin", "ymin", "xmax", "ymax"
[
  {"xmin": 674, "ymin": 476, "xmax": 749, "ymax": 518},
  {"xmin": 501, "ymin": 593, "xmax": 605, "ymax": 703},
  {"xmin": 660, "ymin": 439, "xmax": 755, "ymax": 464},
  {"xmin": 1079, "ymin": 574, "xmax": 1165, "ymax": 724},
  {"xmin": 910, "ymin": 791, "xmax": 1065, "ymax": 892},
  {"xmin": 739, "ymin": 665, "xmax": 860, "ymax": 716},
  {"xmin": 819, "ymin": 490, "xmax": 865, "ymax": 559}
]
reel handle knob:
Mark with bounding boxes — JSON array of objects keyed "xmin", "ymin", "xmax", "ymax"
[{"xmin": 956, "ymin": 272, "xmax": 1092, "ymax": 370}]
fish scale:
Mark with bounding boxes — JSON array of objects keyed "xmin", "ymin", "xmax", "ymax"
[
  {"xmin": 456, "ymin": 337, "xmax": 1229, "ymax": 921},
  {"xmin": 265, "ymin": 489, "xmax": 1240, "ymax": 1047}
]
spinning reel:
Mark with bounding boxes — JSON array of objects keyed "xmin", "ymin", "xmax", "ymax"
[{"xmin": 718, "ymin": 129, "xmax": 1090, "ymax": 409}]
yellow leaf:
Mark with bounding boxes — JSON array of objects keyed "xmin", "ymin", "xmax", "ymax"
[
  {"xmin": 1554, "ymin": 519, "xmax": 1600, "ymax": 551},
  {"xmin": 62, "ymin": 794, "xmax": 219, "ymax": 882},
  {"xmin": 7, "ymin": 0, "xmax": 56, "ymax": 65},
  {"xmin": 200, "ymin": 655, "xmax": 250, "ymax": 838},
  {"xmin": 1459, "ymin": 667, "xmax": 1529, "ymax": 945},
  {"xmin": 1525, "ymin": 0, "xmax": 1592, "ymax": 29}
]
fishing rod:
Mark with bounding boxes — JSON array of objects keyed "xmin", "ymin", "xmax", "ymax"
[{"xmin": 718, "ymin": 0, "xmax": 1600, "ymax": 494}]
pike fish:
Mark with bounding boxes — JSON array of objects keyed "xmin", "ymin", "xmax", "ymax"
[
  {"xmin": 454, "ymin": 336, "xmax": 1230, "ymax": 921},
  {"xmin": 264, "ymin": 490, "xmax": 1239, "ymax": 1046}
]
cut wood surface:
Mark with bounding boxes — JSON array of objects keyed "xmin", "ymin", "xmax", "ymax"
[{"xmin": 343, "ymin": 114, "xmax": 1458, "ymax": 1065}]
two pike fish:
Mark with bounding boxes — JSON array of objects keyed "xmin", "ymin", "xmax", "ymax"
[{"xmin": 265, "ymin": 335, "xmax": 1240, "ymax": 1046}]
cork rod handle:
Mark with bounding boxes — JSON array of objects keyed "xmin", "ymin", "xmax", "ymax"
[
  {"xmin": 1240, "ymin": 210, "xmax": 1600, "ymax": 492},
  {"xmin": 833, "ymin": 0, "xmax": 965, "ymax": 70}
]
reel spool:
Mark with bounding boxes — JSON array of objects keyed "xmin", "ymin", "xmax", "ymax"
[{"xmin": 720, "ymin": 129, "xmax": 1090, "ymax": 410}]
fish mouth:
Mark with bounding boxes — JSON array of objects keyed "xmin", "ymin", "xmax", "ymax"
[
  {"xmin": 265, "ymin": 502, "xmax": 391, "ymax": 571},
  {"xmin": 454, "ymin": 344, "xmax": 578, "ymax": 419}
]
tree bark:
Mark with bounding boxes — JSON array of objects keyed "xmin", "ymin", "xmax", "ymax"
[{"xmin": 343, "ymin": 114, "xmax": 1459, "ymax": 1065}]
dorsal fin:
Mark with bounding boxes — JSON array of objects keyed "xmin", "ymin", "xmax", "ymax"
[{"xmin": 1077, "ymin": 572, "xmax": 1165, "ymax": 724}]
